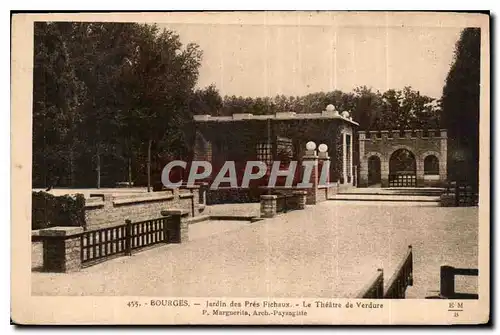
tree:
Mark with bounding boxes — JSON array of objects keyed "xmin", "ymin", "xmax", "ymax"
[
  {"xmin": 32, "ymin": 22, "xmax": 87, "ymax": 188},
  {"xmin": 123, "ymin": 24, "xmax": 202, "ymax": 191},
  {"xmin": 32, "ymin": 22, "xmax": 203, "ymax": 189},
  {"xmin": 441, "ymin": 28, "xmax": 481, "ymax": 185},
  {"xmin": 189, "ymin": 84, "xmax": 223, "ymax": 116}
]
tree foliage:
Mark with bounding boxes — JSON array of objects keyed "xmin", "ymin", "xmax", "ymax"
[
  {"xmin": 441, "ymin": 28, "xmax": 481, "ymax": 185},
  {"xmin": 203, "ymin": 86, "xmax": 441, "ymax": 131},
  {"xmin": 33, "ymin": 22, "xmax": 202, "ymax": 188}
]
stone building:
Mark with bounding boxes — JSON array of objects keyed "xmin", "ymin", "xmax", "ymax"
[
  {"xmin": 193, "ymin": 104, "xmax": 359, "ymax": 203},
  {"xmin": 358, "ymin": 129, "xmax": 447, "ymax": 187}
]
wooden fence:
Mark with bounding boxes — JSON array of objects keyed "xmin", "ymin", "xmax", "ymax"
[
  {"xmin": 384, "ymin": 245, "xmax": 414, "ymax": 298},
  {"xmin": 439, "ymin": 265, "xmax": 478, "ymax": 299},
  {"xmin": 356, "ymin": 269, "xmax": 384, "ymax": 299},
  {"xmin": 450, "ymin": 182, "xmax": 478, "ymax": 207},
  {"xmin": 356, "ymin": 245, "xmax": 413, "ymax": 299},
  {"xmin": 80, "ymin": 216, "xmax": 178, "ymax": 267}
]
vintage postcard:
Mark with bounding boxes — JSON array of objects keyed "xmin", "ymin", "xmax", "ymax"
[{"xmin": 11, "ymin": 11, "xmax": 490, "ymax": 325}]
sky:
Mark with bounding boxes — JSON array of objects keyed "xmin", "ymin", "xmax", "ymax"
[{"xmin": 159, "ymin": 18, "xmax": 463, "ymax": 100}]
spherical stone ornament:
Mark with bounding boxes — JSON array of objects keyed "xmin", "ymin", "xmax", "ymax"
[
  {"xmin": 306, "ymin": 141, "xmax": 317, "ymax": 151},
  {"xmin": 341, "ymin": 111, "xmax": 350, "ymax": 118},
  {"xmin": 318, "ymin": 143, "xmax": 328, "ymax": 153},
  {"xmin": 326, "ymin": 104, "xmax": 336, "ymax": 112}
]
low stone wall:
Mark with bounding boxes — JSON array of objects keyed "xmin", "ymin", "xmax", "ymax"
[
  {"xmin": 260, "ymin": 191, "xmax": 307, "ymax": 218},
  {"xmin": 85, "ymin": 188, "xmax": 200, "ymax": 230},
  {"xmin": 206, "ymin": 188, "xmax": 261, "ymax": 205}
]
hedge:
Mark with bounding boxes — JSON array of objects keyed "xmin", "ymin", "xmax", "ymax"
[{"xmin": 32, "ymin": 191, "xmax": 86, "ymax": 230}]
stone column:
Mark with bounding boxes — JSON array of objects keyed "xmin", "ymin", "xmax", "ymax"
[
  {"xmin": 292, "ymin": 190, "xmax": 307, "ymax": 210},
  {"xmin": 318, "ymin": 150, "xmax": 330, "ymax": 186},
  {"xmin": 440, "ymin": 129, "xmax": 448, "ymax": 184},
  {"xmin": 260, "ymin": 195, "xmax": 278, "ymax": 218},
  {"xmin": 353, "ymin": 165, "xmax": 358, "ymax": 186},
  {"xmin": 381, "ymin": 160, "xmax": 389, "ymax": 188},
  {"xmin": 302, "ymin": 150, "xmax": 319, "ymax": 204},
  {"xmin": 358, "ymin": 132, "xmax": 368, "ymax": 187},
  {"xmin": 39, "ymin": 226, "xmax": 84, "ymax": 273},
  {"xmin": 342, "ymin": 132, "xmax": 347, "ymax": 184},
  {"xmin": 349, "ymin": 134, "xmax": 353, "ymax": 184},
  {"xmin": 416, "ymin": 159, "xmax": 425, "ymax": 187},
  {"xmin": 161, "ymin": 209, "xmax": 189, "ymax": 243}
]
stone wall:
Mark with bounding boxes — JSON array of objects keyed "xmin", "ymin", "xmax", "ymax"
[
  {"xmin": 358, "ymin": 129, "xmax": 447, "ymax": 187},
  {"xmin": 84, "ymin": 188, "xmax": 200, "ymax": 230}
]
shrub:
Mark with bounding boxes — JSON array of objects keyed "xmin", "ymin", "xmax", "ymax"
[{"xmin": 32, "ymin": 191, "xmax": 86, "ymax": 230}]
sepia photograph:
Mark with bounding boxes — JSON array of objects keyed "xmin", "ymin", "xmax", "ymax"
[{"xmin": 11, "ymin": 11, "xmax": 490, "ymax": 325}]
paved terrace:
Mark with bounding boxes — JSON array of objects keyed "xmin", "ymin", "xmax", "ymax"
[{"xmin": 32, "ymin": 202, "xmax": 478, "ymax": 298}]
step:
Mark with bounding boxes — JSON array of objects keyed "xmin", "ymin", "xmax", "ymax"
[{"xmin": 329, "ymin": 194, "xmax": 441, "ymax": 202}]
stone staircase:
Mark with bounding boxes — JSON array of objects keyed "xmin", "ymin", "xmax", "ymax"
[{"xmin": 328, "ymin": 187, "xmax": 443, "ymax": 205}]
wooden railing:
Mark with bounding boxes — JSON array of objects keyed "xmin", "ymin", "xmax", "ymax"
[
  {"xmin": 444, "ymin": 182, "xmax": 478, "ymax": 207},
  {"xmin": 356, "ymin": 245, "xmax": 413, "ymax": 299},
  {"xmin": 384, "ymin": 245, "xmax": 413, "ymax": 298},
  {"xmin": 389, "ymin": 173, "xmax": 416, "ymax": 187},
  {"xmin": 80, "ymin": 216, "xmax": 178, "ymax": 267},
  {"xmin": 439, "ymin": 266, "xmax": 478, "ymax": 299},
  {"xmin": 356, "ymin": 269, "xmax": 384, "ymax": 298}
]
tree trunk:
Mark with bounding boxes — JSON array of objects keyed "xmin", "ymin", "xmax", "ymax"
[
  {"xmin": 147, "ymin": 139, "xmax": 152, "ymax": 192},
  {"xmin": 69, "ymin": 145, "xmax": 75, "ymax": 187},
  {"xmin": 128, "ymin": 157, "xmax": 132, "ymax": 187},
  {"xmin": 96, "ymin": 145, "xmax": 101, "ymax": 189}
]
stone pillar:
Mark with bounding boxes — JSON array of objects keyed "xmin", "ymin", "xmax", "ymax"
[
  {"xmin": 260, "ymin": 195, "xmax": 277, "ymax": 218},
  {"xmin": 349, "ymin": 134, "xmax": 353, "ymax": 184},
  {"xmin": 292, "ymin": 190, "xmax": 307, "ymax": 210},
  {"xmin": 161, "ymin": 209, "xmax": 189, "ymax": 243},
  {"xmin": 353, "ymin": 165, "xmax": 358, "ymax": 186},
  {"xmin": 440, "ymin": 129, "xmax": 448, "ymax": 184},
  {"xmin": 404, "ymin": 130, "xmax": 412, "ymax": 139},
  {"xmin": 302, "ymin": 150, "xmax": 319, "ymax": 204},
  {"xmin": 381, "ymin": 159, "xmax": 389, "ymax": 188},
  {"xmin": 358, "ymin": 132, "xmax": 368, "ymax": 187},
  {"xmin": 318, "ymin": 150, "xmax": 330, "ymax": 186},
  {"xmin": 39, "ymin": 226, "xmax": 84, "ymax": 273},
  {"xmin": 391, "ymin": 130, "xmax": 399, "ymax": 139},
  {"xmin": 416, "ymin": 159, "xmax": 425, "ymax": 187},
  {"xmin": 342, "ymin": 132, "xmax": 347, "ymax": 184},
  {"xmin": 381, "ymin": 130, "xmax": 389, "ymax": 141}
]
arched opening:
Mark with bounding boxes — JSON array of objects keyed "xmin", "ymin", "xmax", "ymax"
[
  {"xmin": 424, "ymin": 155, "xmax": 440, "ymax": 185},
  {"xmin": 367, "ymin": 155, "xmax": 381, "ymax": 186},
  {"xmin": 424, "ymin": 155, "xmax": 439, "ymax": 175},
  {"xmin": 389, "ymin": 149, "xmax": 416, "ymax": 187}
]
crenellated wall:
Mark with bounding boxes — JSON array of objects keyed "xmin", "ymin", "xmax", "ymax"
[{"xmin": 358, "ymin": 129, "xmax": 447, "ymax": 187}]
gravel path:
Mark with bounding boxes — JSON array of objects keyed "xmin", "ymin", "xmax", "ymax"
[{"xmin": 32, "ymin": 202, "xmax": 478, "ymax": 298}]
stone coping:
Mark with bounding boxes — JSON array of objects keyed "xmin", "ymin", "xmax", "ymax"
[
  {"xmin": 84, "ymin": 199, "xmax": 105, "ymax": 208},
  {"xmin": 161, "ymin": 209, "xmax": 190, "ymax": 217},
  {"xmin": 194, "ymin": 112, "xmax": 359, "ymax": 126},
  {"xmin": 261, "ymin": 195, "xmax": 278, "ymax": 200},
  {"xmin": 179, "ymin": 193, "xmax": 194, "ymax": 199},
  {"xmin": 113, "ymin": 193, "xmax": 174, "ymax": 206},
  {"xmin": 38, "ymin": 226, "xmax": 84, "ymax": 237}
]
